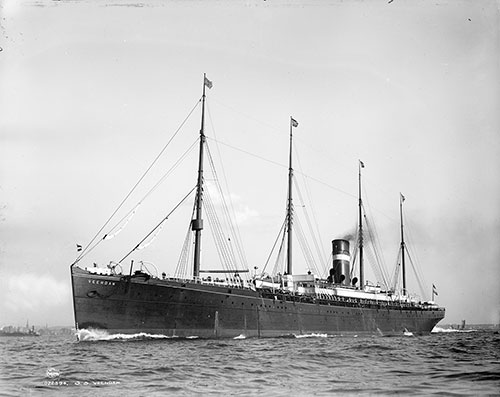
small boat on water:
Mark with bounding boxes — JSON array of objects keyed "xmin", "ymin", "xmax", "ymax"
[{"xmin": 70, "ymin": 75, "xmax": 445, "ymax": 338}]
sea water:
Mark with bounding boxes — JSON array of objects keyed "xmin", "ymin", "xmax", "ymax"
[{"xmin": 0, "ymin": 328, "xmax": 499, "ymax": 396}]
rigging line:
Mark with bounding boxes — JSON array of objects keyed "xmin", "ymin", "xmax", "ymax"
[
  {"xmin": 202, "ymin": 175, "xmax": 243, "ymax": 274},
  {"xmin": 363, "ymin": 214, "xmax": 390, "ymax": 288},
  {"xmin": 360, "ymin": 190, "xmax": 391, "ymax": 282},
  {"xmin": 203, "ymin": 185, "xmax": 235, "ymax": 272},
  {"xmin": 405, "ymin": 248, "xmax": 426, "ymax": 299},
  {"xmin": 104, "ymin": 138, "xmax": 199, "ymax": 239},
  {"xmin": 325, "ymin": 251, "xmax": 333, "ymax": 275},
  {"xmin": 206, "ymin": 104, "xmax": 249, "ymax": 269},
  {"xmin": 293, "ymin": 176, "xmax": 327, "ymax": 275},
  {"xmin": 294, "ymin": 170, "xmax": 355, "ymax": 199},
  {"xmin": 297, "ymin": 175, "xmax": 328, "ymax": 271},
  {"xmin": 209, "ymin": 137, "xmax": 286, "ymax": 169},
  {"xmin": 350, "ymin": 221, "xmax": 360, "ymax": 279},
  {"xmin": 295, "ymin": 215, "xmax": 320, "ymax": 275},
  {"xmin": 74, "ymin": 98, "xmax": 201, "ymax": 264},
  {"xmin": 292, "ymin": 182, "xmax": 319, "ymax": 274},
  {"xmin": 208, "ymin": 197, "xmax": 239, "ymax": 275},
  {"xmin": 293, "ymin": 142, "xmax": 327, "ymax": 264},
  {"xmin": 175, "ymin": 199, "xmax": 198, "ymax": 279},
  {"xmin": 261, "ymin": 218, "xmax": 287, "ymax": 275},
  {"xmin": 203, "ymin": 189, "xmax": 225, "ymax": 267},
  {"xmin": 291, "ymin": 134, "xmax": 350, "ymax": 174},
  {"xmin": 118, "ymin": 185, "xmax": 197, "ymax": 265},
  {"xmin": 175, "ymin": 224, "xmax": 192, "ymax": 279},
  {"xmin": 291, "ymin": 137, "xmax": 356, "ymax": 200},
  {"xmin": 74, "ymin": 138, "xmax": 199, "ymax": 263},
  {"xmin": 362, "ymin": 224, "xmax": 381, "ymax": 285},
  {"xmin": 293, "ymin": 136, "xmax": 399, "ymax": 206},
  {"xmin": 362, "ymin": 183, "xmax": 398, "ymax": 224},
  {"xmin": 208, "ymin": 136, "xmax": 357, "ymax": 200},
  {"xmin": 403, "ymin": 214, "xmax": 428, "ymax": 289},
  {"xmin": 391, "ymin": 249, "xmax": 402, "ymax": 292},
  {"xmin": 363, "ymin": 246, "xmax": 382, "ymax": 288},
  {"xmin": 371, "ymin": 219, "xmax": 391, "ymax": 283},
  {"xmin": 140, "ymin": 137, "xmax": 198, "ymax": 200},
  {"xmin": 398, "ymin": 204, "xmax": 428, "ymax": 298},
  {"xmin": 204, "ymin": 154, "xmax": 240, "ymax": 272},
  {"xmin": 362, "ymin": 183, "xmax": 396, "ymax": 242},
  {"xmin": 211, "ymin": 98, "xmax": 349, "ymax": 182},
  {"xmin": 293, "ymin": 216, "xmax": 309, "ymax": 267},
  {"xmin": 366, "ymin": 244, "xmax": 389, "ymax": 290},
  {"xmin": 405, "ymin": 243, "xmax": 427, "ymax": 297},
  {"xmin": 137, "ymin": 224, "xmax": 164, "ymax": 251},
  {"xmin": 272, "ymin": 228, "xmax": 288, "ymax": 277},
  {"xmin": 205, "ymin": 142, "xmax": 248, "ymax": 270},
  {"xmin": 103, "ymin": 204, "xmax": 140, "ymax": 241},
  {"xmin": 204, "ymin": 186, "xmax": 233, "ymax": 271},
  {"xmin": 363, "ymin": 207, "xmax": 390, "ymax": 286},
  {"xmin": 209, "ymin": 98, "xmax": 283, "ymax": 135},
  {"xmin": 363, "ymin": 189, "xmax": 386, "ymax": 268}
]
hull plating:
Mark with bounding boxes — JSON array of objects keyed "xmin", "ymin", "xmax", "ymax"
[{"xmin": 72, "ymin": 267, "xmax": 445, "ymax": 338}]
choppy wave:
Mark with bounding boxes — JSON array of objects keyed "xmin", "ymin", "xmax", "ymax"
[
  {"xmin": 2, "ymin": 329, "xmax": 499, "ymax": 395},
  {"xmin": 294, "ymin": 333, "xmax": 328, "ymax": 338},
  {"xmin": 432, "ymin": 326, "xmax": 476, "ymax": 333},
  {"xmin": 76, "ymin": 328, "xmax": 176, "ymax": 341}
]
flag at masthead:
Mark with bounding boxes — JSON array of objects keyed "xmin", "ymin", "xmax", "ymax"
[{"xmin": 204, "ymin": 76, "xmax": 213, "ymax": 89}]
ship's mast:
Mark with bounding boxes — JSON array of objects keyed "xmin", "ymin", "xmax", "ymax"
[
  {"xmin": 358, "ymin": 160, "xmax": 364, "ymax": 289},
  {"xmin": 286, "ymin": 117, "xmax": 294, "ymax": 275},
  {"xmin": 192, "ymin": 74, "xmax": 209, "ymax": 278},
  {"xmin": 400, "ymin": 193, "xmax": 406, "ymax": 295}
]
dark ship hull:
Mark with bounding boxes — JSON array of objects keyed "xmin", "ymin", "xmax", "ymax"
[
  {"xmin": 71, "ymin": 78, "xmax": 445, "ymax": 339},
  {"xmin": 72, "ymin": 266, "xmax": 445, "ymax": 338}
]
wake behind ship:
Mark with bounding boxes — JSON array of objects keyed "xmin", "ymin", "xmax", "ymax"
[{"xmin": 70, "ymin": 76, "xmax": 445, "ymax": 338}]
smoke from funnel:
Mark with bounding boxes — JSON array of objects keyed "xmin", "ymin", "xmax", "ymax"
[
  {"xmin": 343, "ymin": 232, "xmax": 356, "ymax": 241},
  {"xmin": 341, "ymin": 226, "xmax": 357, "ymax": 242}
]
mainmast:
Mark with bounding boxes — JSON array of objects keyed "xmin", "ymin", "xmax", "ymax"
[
  {"xmin": 192, "ymin": 74, "xmax": 212, "ymax": 278},
  {"xmin": 358, "ymin": 160, "xmax": 364, "ymax": 289},
  {"xmin": 399, "ymin": 193, "xmax": 406, "ymax": 295},
  {"xmin": 286, "ymin": 117, "xmax": 298, "ymax": 275}
]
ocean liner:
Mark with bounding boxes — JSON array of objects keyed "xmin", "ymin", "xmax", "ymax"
[{"xmin": 70, "ymin": 76, "xmax": 445, "ymax": 338}]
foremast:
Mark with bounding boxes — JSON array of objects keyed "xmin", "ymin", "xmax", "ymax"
[
  {"xmin": 286, "ymin": 117, "xmax": 298, "ymax": 275},
  {"xmin": 192, "ymin": 74, "xmax": 212, "ymax": 278}
]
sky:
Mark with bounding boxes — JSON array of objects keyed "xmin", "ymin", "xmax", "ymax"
[{"xmin": 0, "ymin": 0, "xmax": 499, "ymax": 328}]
